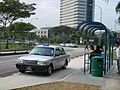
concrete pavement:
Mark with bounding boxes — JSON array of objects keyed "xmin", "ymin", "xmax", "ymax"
[
  {"xmin": 0, "ymin": 56, "xmax": 120, "ymax": 90},
  {"xmin": 61, "ymin": 57, "xmax": 120, "ymax": 90}
]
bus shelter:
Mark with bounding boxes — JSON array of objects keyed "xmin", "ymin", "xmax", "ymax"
[{"xmin": 77, "ymin": 21, "xmax": 115, "ymax": 75}]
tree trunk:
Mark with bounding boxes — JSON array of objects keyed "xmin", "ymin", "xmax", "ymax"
[{"xmin": 5, "ymin": 38, "xmax": 9, "ymax": 49}]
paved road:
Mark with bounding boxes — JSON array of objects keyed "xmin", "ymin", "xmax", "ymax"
[{"xmin": 0, "ymin": 47, "xmax": 84, "ymax": 77}]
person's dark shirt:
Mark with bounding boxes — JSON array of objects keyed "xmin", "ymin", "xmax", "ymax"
[
  {"xmin": 94, "ymin": 50, "xmax": 102, "ymax": 56},
  {"xmin": 89, "ymin": 51, "xmax": 96, "ymax": 59}
]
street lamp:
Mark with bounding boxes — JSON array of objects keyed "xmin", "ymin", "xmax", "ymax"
[
  {"xmin": 95, "ymin": 5, "xmax": 102, "ymax": 23},
  {"xmin": 90, "ymin": 4, "xmax": 103, "ymax": 43},
  {"xmin": 95, "ymin": 5, "xmax": 102, "ymax": 44},
  {"xmin": 90, "ymin": 4, "xmax": 102, "ymax": 22}
]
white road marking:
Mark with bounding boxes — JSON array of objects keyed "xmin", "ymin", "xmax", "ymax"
[
  {"xmin": 0, "ymin": 60, "xmax": 17, "ymax": 64},
  {"xmin": 59, "ymin": 69, "xmax": 82, "ymax": 81},
  {"xmin": 0, "ymin": 55, "xmax": 22, "ymax": 59}
]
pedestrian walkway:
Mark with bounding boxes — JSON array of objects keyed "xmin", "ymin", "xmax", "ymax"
[{"xmin": 61, "ymin": 56, "xmax": 120, "ymax": 90}]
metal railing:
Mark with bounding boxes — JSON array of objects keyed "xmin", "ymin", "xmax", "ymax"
[{"xmin": 83, "ymin": 52, "xmax": 114, "ymax": 74}]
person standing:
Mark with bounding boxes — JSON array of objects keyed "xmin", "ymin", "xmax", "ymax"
[
  {"xmin": 89, "ymin": 45, "xmax": 95, "ymax": 74},
  {"xmin": 95, "ymin": 44, "xmax": 102, "ymax": 55},
  {"xmin": 115, "ymin": 41, "xmax": 120, "ymax": 75},
  {"xmin": 84, "ymin": 41, "xmax": 89, "ymax": 50}
]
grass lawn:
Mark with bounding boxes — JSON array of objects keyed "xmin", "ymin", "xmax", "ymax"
[
  {"xmin": 0, "ymin": 43, "xmax": 34, "ymax": 52},
  {"xmin": 14, "ymin": 81, "xmax": 101, "ymax": 90}
]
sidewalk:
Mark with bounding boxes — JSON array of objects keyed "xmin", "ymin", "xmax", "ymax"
[{"xmin": 61, "ymin": 56, "xmax": 120, "ymax": 90}]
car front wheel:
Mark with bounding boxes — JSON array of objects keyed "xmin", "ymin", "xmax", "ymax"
[
  {"xmin": 19, "ymin": 70, "xmax": 25, "ymax": 73},
  {"xmin": 46, "ymin": 65, "xmax": 53, "ymax": 76}
]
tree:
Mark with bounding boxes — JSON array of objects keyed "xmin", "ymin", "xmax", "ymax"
[
  {"xmin": 0, "ymin": 26, "xmax": 5, "ymax": 39},
  {"xmin": 0, "ymin": 0, "xmax": 36, "ymax": 27},
  {"xmin": 10, "ymin": 22, "xmax": 37, "ymax": 41},
  {"xmin": 70, "ymin": 30, "xmax": 82, "ymax": 44},
  {"xmin": 37, "ymin": 36, "xmax": 48, "ymax": 44},
  {"xmin": 116, "ymin": 1, "xmax": 120, "ymax": 23},
  {"xmin": 0, "ymin": 0, "xmax": 36, "ymax": 49},
  {"xmin": 49, "ymin": 26, "xmax": 74, "ymax": 44}
]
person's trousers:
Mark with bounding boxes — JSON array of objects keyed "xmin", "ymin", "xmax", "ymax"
[{"xmin": 117, "ymin": 59, "xmax": 120, "ymax": 72}]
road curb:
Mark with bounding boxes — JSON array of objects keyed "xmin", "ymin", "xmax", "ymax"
[{"xmin": 0, "ymin": 51, "xmax": 29, "ymax": 56}]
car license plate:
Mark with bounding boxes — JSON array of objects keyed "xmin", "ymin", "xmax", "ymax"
[{"xmin": 26, "ymin": 67, "xmax": 32, "ymax": 71}]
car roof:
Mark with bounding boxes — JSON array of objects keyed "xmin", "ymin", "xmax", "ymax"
[{"xmin": 35, "ymin": 45, "xmax": 62, "ymax": 48}]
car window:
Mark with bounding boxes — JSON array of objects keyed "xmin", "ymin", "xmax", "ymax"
[
  {"xmin": 55, "ymin": 47, "xmax": 65, "ymax": 55},
  {"xmin": 55, "ymin": 48, "xmax": 62, "ymax": 56},
  {"xmin": 60, "ymin": 48, "xmax": 65, "ymax": 55},
  {"xmin": 30, "ymin": 47, "xmax": 54, "ymax": 56}
]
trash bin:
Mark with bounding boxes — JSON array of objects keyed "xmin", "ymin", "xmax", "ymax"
[{"xmin": 91, "ymin": 56, "xmax": 103, "ymax": 77}]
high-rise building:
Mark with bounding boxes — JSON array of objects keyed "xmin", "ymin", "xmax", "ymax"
[{"xmin": 60, "ymin": 0, "xmax": 95, "ymax": 28}]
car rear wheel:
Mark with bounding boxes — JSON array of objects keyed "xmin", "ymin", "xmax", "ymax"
[
  {"xmin": 62, "ymin": 60, "xmax": 68, "ymax": 69},
  {"xmin": 46, "ymin": 65, "xmax": 53, "ymax": 76},
  {"xmin": 19, "ymin": 70, "xmax": 25, "ymax": 73}
]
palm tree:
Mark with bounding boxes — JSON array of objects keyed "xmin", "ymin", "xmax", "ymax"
[{"xmin": 116, "ymin": 1, "xmax": 120, "ymax": 23}]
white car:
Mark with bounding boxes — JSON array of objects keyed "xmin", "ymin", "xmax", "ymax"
[
  {"xmin": 65, "ymin": 43, "xmax": 70, "ymax": 47},
  {"xmin": 69, "ymin": 43, "xmax": 77, "ymax": 48},
  {"xmin": 60, "ymin": 43, "xmax": 65, "ymax": 47},
  {"xmin": 16, "ymin": 45, "xmax": 70, "ymax": 75}
]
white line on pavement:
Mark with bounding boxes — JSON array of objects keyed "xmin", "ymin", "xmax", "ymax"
[
  {"xmin": 0, "ymin": 55, "xmax": 22, "ymax": 59},
  {"xmin": 59, "ymin": 69, "xmax": 82, "ymax": 81},
  {"xmin": 0, "ymin": 60, "xmax": 17, "ymax": 64}
]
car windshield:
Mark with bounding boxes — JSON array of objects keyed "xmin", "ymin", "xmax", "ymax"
[{"xmin": 30, "ymin": 47, "xmax": 54, "ymax": 56}]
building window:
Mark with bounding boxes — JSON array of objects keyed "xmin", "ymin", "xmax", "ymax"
[
  {"xmin": 38, "ymin": 31, "xmax": 40, "ymax": 34},
  {"xmin": 44, "ymin": 31, "xmax": 46, "ymax": 34},
  {"xmin": 41, "ymin": 31, "xmax": 43, "ymax": 34}
]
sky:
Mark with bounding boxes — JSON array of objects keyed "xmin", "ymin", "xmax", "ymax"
[{"xmin": 3, "ymin": 0, "xmax": 120, "ymax": 30}]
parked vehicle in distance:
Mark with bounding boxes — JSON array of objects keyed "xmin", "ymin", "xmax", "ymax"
[
  {"xmin": 69, "ymin": 43, "xmax": 78, "ymax": 48},
  {"xmin": 65, "ymin": 43, "xmax": 70, "ymax": 47},
  {"xmin": 64, "ymin": 43, "xmax": 77, "ymax": 48},
  {"xmin": 16, "ymin": 45, "xmax": 70, "ymax": 75},
  {"xmin": 60, "ymin": 43, "xmax": 65, "ymax": 47}
]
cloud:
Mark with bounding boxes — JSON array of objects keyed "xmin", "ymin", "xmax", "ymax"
[
  {"xmin": 17, "ymin": 0, "xmax": 60, "ymax": 28},
  {"xmin": 37, "ymin": 0, "xmax": 59, "ymax": 13},
  {"xmin": 32, "ymin": 0, "xmax": 60, "ymax": 28}
]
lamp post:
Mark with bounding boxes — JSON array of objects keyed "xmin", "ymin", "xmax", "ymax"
[
  {"xmin": 95, "ymin": 5, "xmax": 102, "ymax": 23},
  {"xmin": 90, "ymin": 4, "xmax": 102, "ymax": 43},
  {"xmin": 96, "ymin": 5, "xmax": 102, "ymax": 44}
]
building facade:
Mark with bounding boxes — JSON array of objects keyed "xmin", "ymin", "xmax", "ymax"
[
  {"xmin": 30, "ymin": 27, "xmax": 51, "ymax": 37},
  {"xmin": 60, "ymin": 0, "xmax": 95, "ymax": 28}
]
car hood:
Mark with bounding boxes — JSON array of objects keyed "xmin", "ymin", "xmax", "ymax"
[{"xmin": 18, "ymin": 55, "xmax": 53, "ymax": 61}]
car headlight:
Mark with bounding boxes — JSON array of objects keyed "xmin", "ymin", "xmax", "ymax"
[
  {"xmin": 37, "ymin": 61, "xmax": 46, "ymax": 65},
  {"xmin": 17, "ymin": 59, "xmax": 24, "ymax": 63}
]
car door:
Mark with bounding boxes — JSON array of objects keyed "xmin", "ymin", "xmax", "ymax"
[
  {"xmin": 52, "ymin": 48, "xmax": 62, "ymax": 69},
  {"xmin": 59, "ymin": 47, "xmax": 66, "ymax": 67}
]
